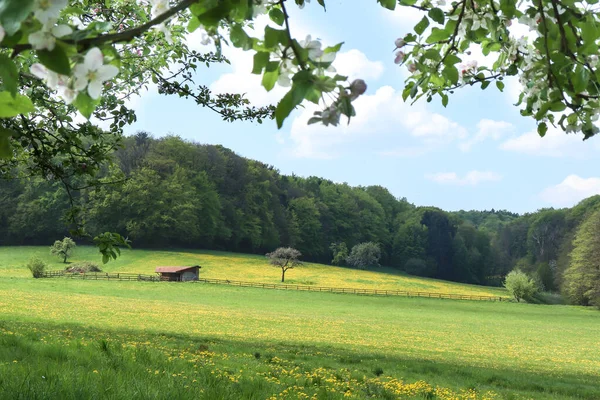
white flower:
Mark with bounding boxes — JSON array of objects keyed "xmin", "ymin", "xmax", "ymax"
[
  {"xmin": 299, "ymin": 35, "xmax": 323, "ymax": 60},
  {"xmin": 34, "ymin": 0, "xmax": 68, "ymax": 24},
  {"xmin": 28, "ymin": 22, "xmax": 72, "ymax": 51},
  {"xmin": 407, "ymin": 63, "xmax": 417, "ymax": 73},
  {"xmin": 277, "ymin": 59, "xmax": 294, "ymax": 87},
  {"xmin": 73, "ymin": 47, "xmax": 119, "ymax": 99},
  {"xmin": 395, "ymin": 38, "xmax": 405, "ymax": 48},
  {"xmin": 30, "ymin": 63, "xmax": 76, "ymax": 103},
  {"xmin": 0, "ymin": 24, "xmax": 5, "ymax": 43},
  {"xmin": 435, "ymin": 0, "xmax": 446, "ymax": 6},
  {"xmin": 150, "ymin": 0, "xmax": 170, "ymax": 18}
]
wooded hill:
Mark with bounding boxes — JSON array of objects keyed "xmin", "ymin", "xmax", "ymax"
[{"xmin": 1, "ymin": 133, "xmax": 599, "ymax": 305}]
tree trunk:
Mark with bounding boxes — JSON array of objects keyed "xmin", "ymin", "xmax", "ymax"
[
  {"xmin": 281, "ymin": 268, "xmax": 285, "ymax": 282},
  {"xmin": 63, "ymin": 254, "xmax": 67, "ymax": 263}
]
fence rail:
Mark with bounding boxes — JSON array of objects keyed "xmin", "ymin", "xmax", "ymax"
[{"xmin": 40, "ymin": 270, "xmax": 506, "ymax": 302}]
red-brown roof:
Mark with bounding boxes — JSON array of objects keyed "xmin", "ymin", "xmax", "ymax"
[{"xmin": 155, "ymin": 266, "xmax": 200, "ymax": 273}]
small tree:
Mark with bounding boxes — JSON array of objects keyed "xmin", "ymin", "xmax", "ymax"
[
  {"xmin": 330, "ymin": 242, "xmax": 349, "ymax": 266},
  {"xmin": 27, "ymin": 257, "xmax": 47, "ymax": 278},
  {"xmin": 504, "ymin": 269, "xmax": 538, "ymax": 303},
  {"xmin": 346, "ymin": 242, "xmax": 381, "ymax": 270},
  {"xmin": 266, "ymin": 247, "xmax": 302, "ymax": 283},
  {"xmin": 50, "ymin": 237, "xmax": 77, "ymax": 263}
]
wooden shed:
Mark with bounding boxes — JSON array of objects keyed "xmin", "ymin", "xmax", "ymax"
[{"xmin": 155, "ymin": 266, "xmax": 201, "ymax": 282}]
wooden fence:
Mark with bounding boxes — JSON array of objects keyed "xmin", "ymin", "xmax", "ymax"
[{"xmin": 40, "ymin": 270, "xmax": 506, "ymax": 301}]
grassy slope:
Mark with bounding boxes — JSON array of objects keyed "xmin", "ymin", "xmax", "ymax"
[
  {"xmin": 0, "ymin": 246, "xmax": 507, "ymax": 297},
  {"xmin": 0, "ymin": 278, "xmax": 599, "ymax": 399}
]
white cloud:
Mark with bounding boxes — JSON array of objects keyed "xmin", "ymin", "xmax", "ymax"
[
  {"xmin": 288, "ymin": 85, "xmax": 468, "ymax": 158},
  {"xmin": 540, "ymin": 175, "xmax": 600, "ymax": 207},
  {"xmin": 426, "ymin": 171, "xmax": 502, "ymax": 186},
  {"xmin": 460, "ymin": 119, "xmax": 515, "ymax": 151},
  {"xmin": 335, "ymin": 49, "xmax": 384, "ymax": 81},
  {"xmin": 500, "ymin": 125, "xmax": 598, "ymax": 158}
]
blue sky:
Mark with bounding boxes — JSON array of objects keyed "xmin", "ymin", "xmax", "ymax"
[{"xmin": 124, "ymin": 2, "xmax": 600, "ymax": 214}]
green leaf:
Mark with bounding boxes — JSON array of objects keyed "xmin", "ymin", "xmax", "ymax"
[
  {"xmin": 378, "ymin": 0, "xmax": 396, "ymax": 10},
  {"xmin": 443, "ymin": 54, "xmax": 461, "ymax": 66},
  {"xmin": 187, "ymin": 17, "xmax": 201, "ymax": 32},
  {"xmin": 442, "ymin": 66, "xmax": 459, "ymax": 85},
  {"xmin": 252, "ymin": 52, "xmax": 270, "ymax": 74},
  {"xmin": 496, "ymin": 81, "xmax": 505, "ymax": 92},
  {"xmin": 549, "ymin": 101, "xmax": 567, "ymax": 112},
  {"xmin": 428, "ymin": 8, "xmax": 445, "ymax": 24},
  {"xmin": 0, "ymin": 54, "xmax": 18, "ymax": 96},
  {"xmin": 441, "ymin": 93, "xmax": 448, "ymax": 107},
  {"xmin": 537, "ymin": 122, "xmax": 548, "ymax": 137},
  {"xmin": 230, "ymin": 25, "xmax": 252, "ymax": 50},
  {"xmin": 0, "ymin": 0, "xmax": 35, "ymax": 35},
  {"xmin": 414, "ymin": 17, "xmax": 430, "ymax": 35},
  {"xmin": 426, "ymin": 27, "xmax": 452, "ymax": 44},
  {"xmin": 276, "ymin": 78, "xmax": 313, "ymax": 128},
  {"xmin": 264, "ymin": 26, "xmax": 286, "ymax": 49},
  {"xmin": 572, "ymin": 66, "xmax": 590, "ymax": 93},
  {"xmin": 37, "ymin": 46, "xmax": 71, "ymax": 75},
  {"xmin": 0, "ymin": 127, "xmax": 14, "ymax": 159},
  {"xmin": 262, "ymin": 69, "xmax": 279, "ymax": 91},
  {"xmin": 0, "ymin": 91, "xmax": 34, "ymax": 118},
  {"xmin": 73, "ymin": 92, "xmax": 99, "ymax": 120},
  {"xmin": 269, "ymin": 7, "xmax": 285, "ymax": 26}
]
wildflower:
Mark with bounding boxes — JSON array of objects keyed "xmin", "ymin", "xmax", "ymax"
[
  {"xmin": 73, "ymin": 47, "xmax": 119, "ymax": 99},
  {"xmin": 34, "ymin": 0, "xmax": 68, "ymax": 24},
  {"xmin": 28, "ymin": 21, "xmax": 72, "ymax": 51},
  {"xmin": 93, "ymin": 370, "xmax": 98, "ymax": 373}
]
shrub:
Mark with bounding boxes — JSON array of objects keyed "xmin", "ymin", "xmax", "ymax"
[
  {"xmin": 504, "ymin": 269, "xmax": 538, "ymax": 302},
  {"xmin": 65, "ymin": 261, "xmax": 102, "ymax": 274},
  {"xmin": 27, "ymin": 257, "xmax": 47, "ymax": 278},
  {"xmin": 346, "ymin": 242, "xmax": 381, "ymax": 270}
]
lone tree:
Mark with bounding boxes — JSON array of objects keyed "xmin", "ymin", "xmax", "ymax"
[
  {"xmin": 267, "ymin": 247, "xmax": 302, "ymax": 283},
  {"xmin": 504, "ymin": 269, "xmax": 538, "ymax": 303},
  {"xmin": 50, "ymin": 237, "xmax": 76, "ymax": 263},
  {"xmin": 346, "ymin": 242, "xmax": 381, "ymax": 270}
]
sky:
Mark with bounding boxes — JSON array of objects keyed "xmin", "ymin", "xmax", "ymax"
[{"xmin": 123, "ymin": 2, "xmax": 600, "ymax": 214}]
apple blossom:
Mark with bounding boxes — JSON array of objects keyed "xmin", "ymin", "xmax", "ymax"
[
  {"xmin": 28, "ymin": 21, "xmax": 73, "ymax": 51},
  {"xmin": 394, "ymin": 51, "xmax": 405, "ymax": 64},
  {"xmin": 73, "ymin": 47, "xmax": 119, "ymax": 99},
  {"xmin": 34, "ymin": 0, "xmax": 68, "ymax": 24}
]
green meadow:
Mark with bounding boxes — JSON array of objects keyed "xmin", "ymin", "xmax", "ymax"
[{"xmin": 0, "ymin": 247, "xmax": 599, "ymax": 399}]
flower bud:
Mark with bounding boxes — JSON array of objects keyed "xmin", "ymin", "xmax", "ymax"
[
  {"xmin": 395, "ymin": 38, "xmax": 405, "ymax": 48},
  {"xmin": 350, "ymin": 79, "xmax": 367, "ymax": 97},
  {"xmin": 394, "ymin": 51, "xmax": 405, "ymax": 64},
  {"xmin": 407, "ymin": 63, "xmax": 417, "ymax": 73}
]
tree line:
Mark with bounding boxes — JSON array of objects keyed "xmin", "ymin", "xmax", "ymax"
[{"xmin": 1, "ymin": 133, "xmax": 599, "ymax": 305}]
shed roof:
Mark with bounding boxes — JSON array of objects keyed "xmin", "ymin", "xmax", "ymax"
[{"xmin": 155, "ymin": 266, "xmax": 201, "ymax": 273}]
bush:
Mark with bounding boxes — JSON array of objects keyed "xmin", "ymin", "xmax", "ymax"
[
  {"xmin": 27, "ymin": 257, "xmax": 47, "ymax": 278},
  {"xmin": 504, "ymin": 269, "xmax": 538, "ymax": 302},
  {"xmin": 65, "ymin": 261, "xmax": 102, "ymax": 273},
  {"xmin": 346, "ymin": 242, "xmax": 381, "ymax": 270}
]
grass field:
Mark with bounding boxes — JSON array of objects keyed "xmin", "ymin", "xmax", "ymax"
[
  {"xmin": 1, "ymin": 246, "xmax": 599, "ymax": 399},
  {"xmin": 0, "ymin": 246, "xmax": 508, "ymax": 297}
]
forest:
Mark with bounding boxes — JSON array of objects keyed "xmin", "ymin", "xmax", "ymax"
[{"xmin": 1, "ymin": 133, "xmax": 599, "ymax": 306}]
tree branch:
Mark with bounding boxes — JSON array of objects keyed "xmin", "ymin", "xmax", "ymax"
[{"xmin": 9, "ymin": 0, "xmax": 198, "ymax": 57}]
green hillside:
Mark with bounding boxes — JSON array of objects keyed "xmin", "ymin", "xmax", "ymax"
[{"xmin": 0, "ymin": 246, "xmax": 507, "ymax": 297}]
